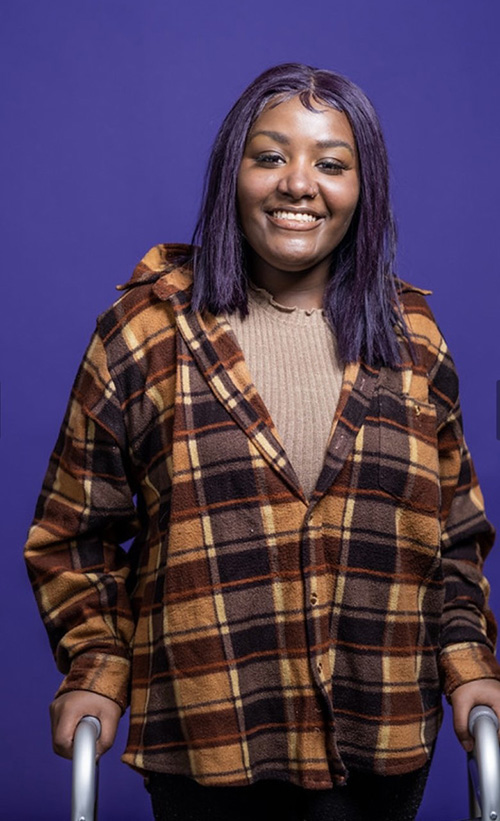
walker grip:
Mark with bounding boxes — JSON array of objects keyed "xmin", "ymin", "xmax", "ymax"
[
  {"xmin": 468, "ymin": 706, "xmax": 500, "ymax": 821},
  {"xmin": 71, "ymin": 716, "xmax": 101, "ymax": 821}
]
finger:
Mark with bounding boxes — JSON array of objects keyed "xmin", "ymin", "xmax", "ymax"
[
  {"xmin": 51, "ymin": 709, "xmax": 80, "ymax": 759},
  {"xmin": 453, "ymin": 705, "xmax": 474, "ymax": 753},
  {"xmin": 50, "ymin": 698, "xmax": 89, "ymax": 759}
]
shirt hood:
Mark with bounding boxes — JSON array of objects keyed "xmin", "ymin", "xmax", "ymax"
[
  {"xmin": 116, "ymin": 243, "xmax": 194, "ymax": 291},
  {"xmin": 396, "ymin": 278, "xmax": 432, "ymax": 296}
]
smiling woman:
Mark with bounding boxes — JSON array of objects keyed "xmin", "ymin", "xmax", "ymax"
[{"xmin": 24, "ymin": 63, "xmax": 500, "ymax": 821}]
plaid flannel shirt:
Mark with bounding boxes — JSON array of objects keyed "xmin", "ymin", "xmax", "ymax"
[{"xmin": 25, "ymin": 244, "xmax": 500, "ymax": 788}]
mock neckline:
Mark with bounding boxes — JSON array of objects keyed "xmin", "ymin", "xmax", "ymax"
[{"xmin": 248, "ymin": 281, "xmax": 324, "ymax": 317}]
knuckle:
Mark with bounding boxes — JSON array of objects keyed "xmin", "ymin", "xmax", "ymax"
[{"xmin": 53, "ymin": 741, "xmax": 72, "ymax": 759}]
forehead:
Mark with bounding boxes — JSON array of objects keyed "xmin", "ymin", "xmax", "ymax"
[{"xmin": 247, "ymin": 94, "xmax": 356, "ymax": 146}]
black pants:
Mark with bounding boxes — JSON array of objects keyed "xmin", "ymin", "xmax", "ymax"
[{"xmin": 146, "ymin": 761, "xmax": 431, "ymax": 821}]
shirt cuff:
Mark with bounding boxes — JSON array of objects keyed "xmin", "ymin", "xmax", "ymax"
[
  {"xmin": 439, "ymin": 642, "xmax": 500, "ymax": 701},
  {"xmin": 55, "ymin": 651, "xmax": 131, "ymax": 712}
]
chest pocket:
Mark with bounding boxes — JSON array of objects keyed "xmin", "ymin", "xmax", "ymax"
[{"xmin": 378, "ymin": 385, "xmax": 440, "ymax": 512}]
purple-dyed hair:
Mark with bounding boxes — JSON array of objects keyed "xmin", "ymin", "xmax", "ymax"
[{"xmin": 189, "ymin": 62, "xmax": 411, "ymax": 367}]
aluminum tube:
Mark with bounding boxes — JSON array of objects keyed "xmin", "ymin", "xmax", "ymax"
[
  {"xmin": 469, "ymin": 706, "xmax": 500, "ymax": 821},
  {"xmin": 71, "ymin": 716, "xmax": 101, "ymax": 821}
]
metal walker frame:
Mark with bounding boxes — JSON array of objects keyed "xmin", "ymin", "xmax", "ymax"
[{"xmin": 70, "ymin": 706, "xmax": 500, "ymax": 821}]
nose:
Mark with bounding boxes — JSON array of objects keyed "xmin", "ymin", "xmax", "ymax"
[{"xmin": 276, "ymin": 162, "xmax": 318, "ymax": 200}]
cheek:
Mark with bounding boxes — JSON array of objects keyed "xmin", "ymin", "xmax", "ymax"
[
  {"xmin": 237, "ymin": 166, "xmax": 276, "ymax": 213},
  {"xmin": 236, "ymin": 181, "xmax": 266, "ymax": 248},
  {"xmin": 345, "ymin": 189, "xmax": 360, "ymax": 220},
  {"xmin": 236, "ymin": 177, "xmax": 259, "ymax": 228},
  {"xmin": 329, "ymin": 183, "xmax": 359, "ymax": 223}
]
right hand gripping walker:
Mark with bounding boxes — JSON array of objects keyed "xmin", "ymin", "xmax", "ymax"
[{"xmin": 70, "ymin": 706, "xmax": 500, "ymax": 821}]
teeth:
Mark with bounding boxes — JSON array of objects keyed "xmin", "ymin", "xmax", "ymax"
[{"xmin": 272, "ymin": 210, "xmax": 318, "ymax": 223}]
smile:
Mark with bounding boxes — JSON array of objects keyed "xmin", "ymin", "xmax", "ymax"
[
  {"xmin": 266, "ymin": 210, "xmax": 325, "ymax": 232},
  {"xmin": 270, "ymin": 210, "xmax": 320, "ymax": 223}
]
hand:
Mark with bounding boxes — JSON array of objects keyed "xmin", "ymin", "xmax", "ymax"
[
  {"xmin": 450, "ymin": 678, "xmax": 500, "ymax": 752},
  {"xmin": 50, "ymin": 690, "xmax": 122, "ymax": 760}
]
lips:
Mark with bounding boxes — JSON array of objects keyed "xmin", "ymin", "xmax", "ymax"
[
  {"xmin": 266, "ymin": 208, "xmax": 324, "ymax": 229},
  {"xmin": 271, "ymin": 210, "xmax": 319, "ymax": 223}
]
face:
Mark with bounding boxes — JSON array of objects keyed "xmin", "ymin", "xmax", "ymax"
[{"xmin": 237, "ymin": 95, "xmax": 360, "ymax": 285}]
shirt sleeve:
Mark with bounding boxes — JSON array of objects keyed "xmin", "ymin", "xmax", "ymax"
[
  {"xmin": 24, "ymin": 328, "xmax": 141, "ymax": 711},
  {"xmin": 427, "ymin": 333, "xmax": 500, "ymax": 697}
]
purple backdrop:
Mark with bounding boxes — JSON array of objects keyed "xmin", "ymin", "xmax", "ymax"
[{"xmin": 1, "ymin": 1, "xmax": 499, "ymax": 818}]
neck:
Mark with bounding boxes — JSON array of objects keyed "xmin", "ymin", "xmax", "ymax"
[{"xmin": 248, "ymin": 260, "xmax": 329, "ymax": 311}]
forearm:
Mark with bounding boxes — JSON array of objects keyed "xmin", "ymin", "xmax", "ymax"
[
  {"xmin": 24, "ymin": 329, "xmax": 141, "ymax": 707},
  {"xmin": 436, "ymin": 443, "xmax": 499, "ymax": 695},
  {"xmin": 426, "ymin": 334, "xmax": 499, "ymax": 694}
]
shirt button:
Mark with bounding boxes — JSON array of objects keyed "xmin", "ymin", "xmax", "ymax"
[
  {"xmin": 317, "ymin": 661, "xmax": 323, "ymax": 674},
  {"xmin": 310, "ymin": 592, "xmax": 318, "ymax": 606}
]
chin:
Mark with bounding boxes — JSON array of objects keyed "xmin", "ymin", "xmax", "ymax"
[{"xmin": 271, "ymin": 254, "xmax": 322, "ymax": 273}]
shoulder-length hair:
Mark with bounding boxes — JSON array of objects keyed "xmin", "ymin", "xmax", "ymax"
[{"xmin": 190, "ymin": 62, "xmax": 410, "ymax": 367}]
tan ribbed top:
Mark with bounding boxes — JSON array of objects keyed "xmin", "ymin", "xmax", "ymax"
[{"xmin": 225, "ymin": 284, "xmax": 344, "ymax": 500}]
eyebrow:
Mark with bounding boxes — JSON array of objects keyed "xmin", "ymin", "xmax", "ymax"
[{"xmin": 248, "ymin": 130, "xmax": 355, "ymax": 156}]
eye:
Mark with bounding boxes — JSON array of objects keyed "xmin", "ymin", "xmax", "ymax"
[
  {"xmin": 316, "ymin": 159, "xmax": 347, "ymax": 175},
  {"xmin": 254, "ymin": 152, "xmax": 285, "ymax": 166}
]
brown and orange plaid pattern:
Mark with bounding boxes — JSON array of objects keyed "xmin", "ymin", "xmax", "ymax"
[{"xmin": 25, "ymin": 244, "xmax": 500, "ymax": 788}]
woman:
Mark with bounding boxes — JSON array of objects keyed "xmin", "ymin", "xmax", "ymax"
[{"xmin": 25, "ymin": 63, "xmax": 500, "ymax": 821}]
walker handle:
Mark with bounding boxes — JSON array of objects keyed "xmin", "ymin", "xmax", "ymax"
[
  {"xmin": 468, "ymin": 706, "xmax": 500, "ymax": 821},
  {"xmin": 71, "ymin": 716, "xmax": 101, "ymax": 821}
]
